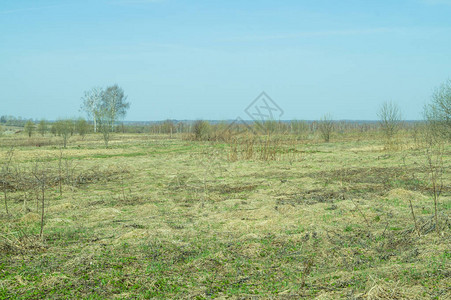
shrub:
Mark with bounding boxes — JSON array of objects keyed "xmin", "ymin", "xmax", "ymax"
[
  {"xmin": 37, "ymin": 120, "xmax": 48, "ymax": 136},
  {"xmin": 424, "ymin": 79, "xmax": 451, "ymax": 142},
  {"xmin": 192, "ymin": 120, "xmax": 211, "ymax": 141},
  {"xmin": 54, "ymin": 119, "xmax": 74, "ymax": 148},
  {"xmin": 378, "ymin": 101, "xmax": 402, "ymax": 148},
  {"xmin": 318, "ymin": 114, "xmax": 334, "ymax": 142},
  {"xmin": 75, "ymin": 118, "xmax": 90, "ymax": 139},
  {"xmin": 24, "ymin": 121, "xmax": 35, "ymax": 138}
]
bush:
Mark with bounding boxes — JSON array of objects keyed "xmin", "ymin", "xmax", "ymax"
[
  {"xmin": 54, "ymin": 119, "xmax": 74, "ymax": 148},
  {"xmin": 24, "ymin": 121, "xmax": 35, "ymax": 138},
  {"xmin": 192, "ymin": 120, "xmax": 211, "ymax": 141},
  {"xmin": 318, "ymin": 114, "xmax": 334, "ymax": 142},
  {"xmin": 291, "ymin": 120, "xmax": 310, "ymax": 139},
  {"xmin": 75, "ymin": 118, "xmax": 90, "ymax": 139},
  {"xmin": 424, "ymin": 79, "xmax": 451, "ymax": 142},
  {"xmin": 37, "ymin": 120, "xmax": 48, "ymax": 136},
  {"xmin": 378, "ymin": 101, "xmax": 402, "ymax": 147}
]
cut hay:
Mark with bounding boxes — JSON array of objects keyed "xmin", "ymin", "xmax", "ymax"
[
  {"xmin": 387, "ymin": 188, "xmax": 428, "ymax": 202},
  {"xmin": 20, "ymin": 212, "xmax": 40, "ymax": 223},
  {"xmin": 47, "ymin": 202, "xmax": 75, "ymax": 213}
]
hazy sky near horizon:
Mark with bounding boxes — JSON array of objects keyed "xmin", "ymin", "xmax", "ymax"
[{"xmin": 1, "ymin": 0, "xmax": 450, "ymax": 121}]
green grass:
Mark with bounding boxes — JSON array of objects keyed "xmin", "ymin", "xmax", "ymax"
[{"xmin": 0, "ymin": 133, "xmax": 449, "ymax": 299}]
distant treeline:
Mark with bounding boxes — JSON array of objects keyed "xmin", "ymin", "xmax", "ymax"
[
  {"xmin": 0, "ymin": 115, "xmax": 35, "ymax": 127},
  {"xmin": 0, "ymin": 116, "xmax": 425, "ymax": 133}
]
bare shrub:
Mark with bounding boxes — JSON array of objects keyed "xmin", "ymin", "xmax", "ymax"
[
  {"xmin": 226, "ymin": 135, "xmax": 284, "ymax": 161},
  {"xmin": 75, "ymin": 118, "xmax": 90, "ymax": 139},
  {"xmin": 424, "ymin": 139, "xmax": 445, "ymax": 233},
  {"xmin": 161, "ymin": 120, "xmax": 176, "ymax": 137},
  {"xmin": 0, "ymin": 225, "xmax": 45, "ymax": 254},
  {"xmin": 422, "ymin": 95, "xmax": 447, "ymax": 232},
  {"xmin": 54, "ymin": 119, "xmax": 74, "ymax": 148},
  {"xmin": 378, "ymin": 101, "xmax": 402, "ymax": 149},
  {"xmin": 318, "ymin": 114, "xmax": 334, "ymax": 142},
  {"xmin": 192, "ymin": 120, "xmax": 211, "ymax": 141},
  {"xmin": 291, "ymin": 120, "xmax": 310, "ymax": 139},
  {"xmin": 32, "ymin": 159, "xmax": 51, "ymax": 238},
  {"xmin": 410, "ymin": 122, "xmax": 425, "ymax": 148},
  {"xmin": 1, "ymin": 148, "xmax": 15, "ymax": 215},
  {"xmin": 424, "ymin": 79, "xmax": 451, "ymax": 141},
  {"xmin": 258, "ymin": 120, "xmax": 278, "ymax": 136}
]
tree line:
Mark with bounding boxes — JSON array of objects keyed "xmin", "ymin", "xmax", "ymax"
[{"xmin": 1, "ymin": 79, "xmax": 449, "ymax": 147}]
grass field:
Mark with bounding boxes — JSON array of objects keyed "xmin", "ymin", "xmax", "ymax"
[{"xmin": 0, "ymin": 133, "xmax": 450, "ymax": 299}]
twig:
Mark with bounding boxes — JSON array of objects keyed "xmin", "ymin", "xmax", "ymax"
[{"xmin": 350, "ymin": 198, "xmax": 371, "ymax": 229}]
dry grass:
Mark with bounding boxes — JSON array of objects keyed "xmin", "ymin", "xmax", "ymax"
[{"xmin": 0, "ymin": 133, "xmax": 449, "ymax": 299}]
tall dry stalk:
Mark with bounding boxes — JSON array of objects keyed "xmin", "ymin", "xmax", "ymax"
[
  {"xmin": 228, "ymin": 138, "xmax": 238, "ymax": 162},
  {"xmin": 425, "ymin": 144, "xmax": 445, "ymax": 233},
  {"xmin": 1, "ymin": 147, "xmax": 14, "ymax": 215},
  {"xmin": 33, "ymin": 160, "xmax": 48, "ymax": 238},
  {"xmin": 401, "ymin": 154, "xmax": 420, "ymax": 237},
  {"xmin": 408, "ymin": 198, "xmax": 421, "ymax": 237},
  {"xmin": 58, "ymin": 148, "xmax": 64, "ymax": 197}
]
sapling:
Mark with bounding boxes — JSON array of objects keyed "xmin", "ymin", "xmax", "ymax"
[
  {"xmin": 33, "ymin": 160, "xmax": 49, "ymax": 238},
  {"xmin": 1, "ymin": 147, "xmax": 14, "ymax": 215}
]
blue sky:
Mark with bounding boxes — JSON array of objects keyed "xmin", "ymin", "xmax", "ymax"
[{"xmin": 1, "ymin": 0, "xmax": 450, "ymax": 121}]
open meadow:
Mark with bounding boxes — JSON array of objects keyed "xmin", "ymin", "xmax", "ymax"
[{"xmin": 0, "ymin": 131, "xmax": 449, "ymax": 299}]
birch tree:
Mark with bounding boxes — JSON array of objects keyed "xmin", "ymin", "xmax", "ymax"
[
  {"xmin": 101, "ymin": 84, "xmax": 129, "ymax": 130},
  {"xmin": 81, "ymin": 87, "xmax": 103, "ymax": 133},
  {"xmin": 99, "ymin": 84, "xmax": 130, "ymax": 147}
]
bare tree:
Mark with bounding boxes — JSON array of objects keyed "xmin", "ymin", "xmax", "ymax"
[
  {"xmin": 378, "ymin": 101, "xmax": 402, "ymax": 147},
  {"xmin": 81, "ymin": 87, "xmax": 103, "ymax": 133},
  {"xmin": 424, "ymin": 79, "xmax": 451, "ymax": 142},
  {"xmin": 422, "ymin": 95, "xmax": 447, "ymax": 233},
  {"xmin": 318, "ymin": 114, "xmax": 334, "ymax": 142},
  {"xmin": 161, "ymin": 120, "xmax": 176, "ymax": 137}
]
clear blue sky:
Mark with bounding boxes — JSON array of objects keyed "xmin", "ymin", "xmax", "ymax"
[{"xmin": 1, "ymin": 0, "xmax": 450, "ymax": 121}]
